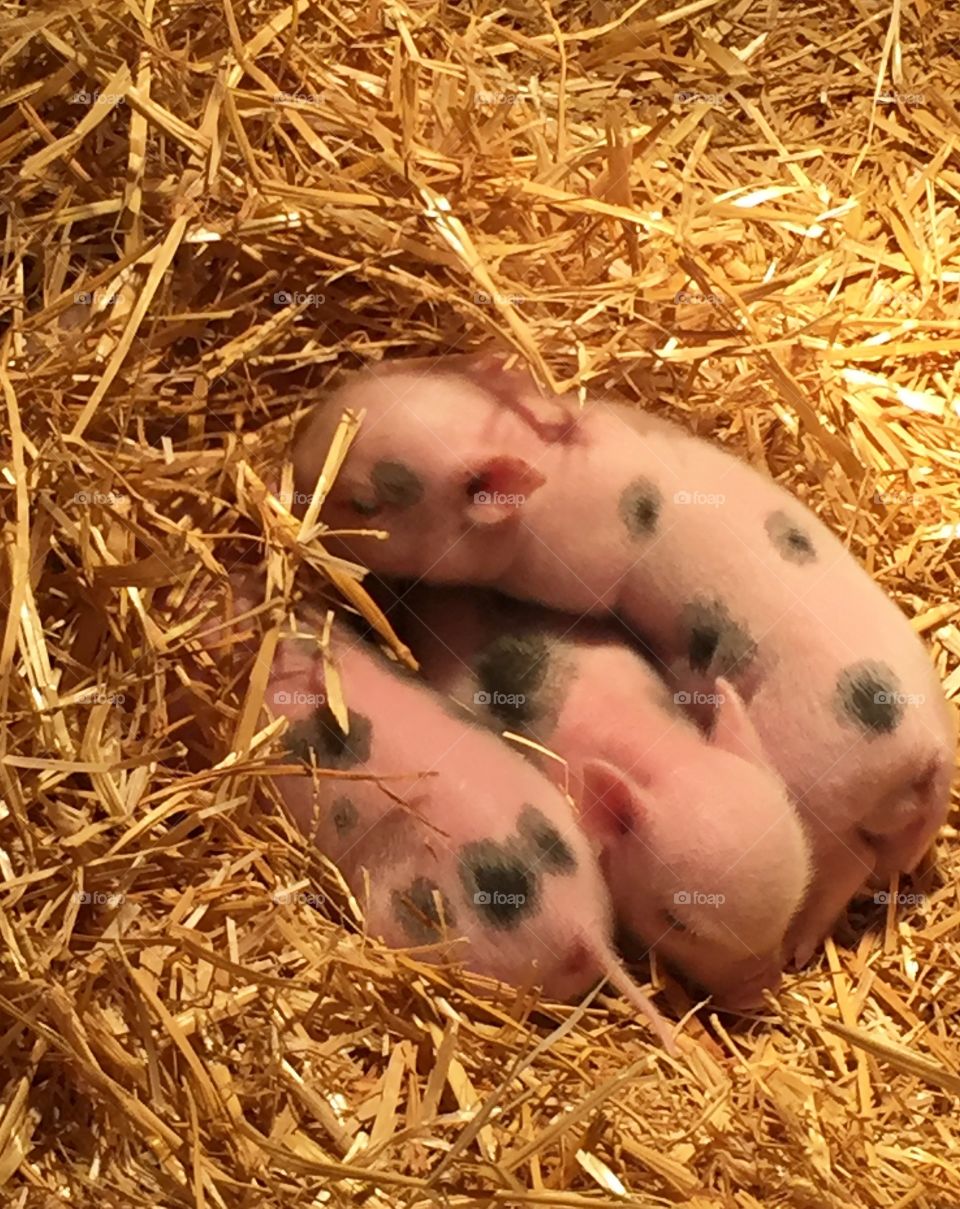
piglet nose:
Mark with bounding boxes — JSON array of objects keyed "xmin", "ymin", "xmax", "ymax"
[{"xmin": 719, "ymin": 962, "xmax": 782, "ymax": 1009}]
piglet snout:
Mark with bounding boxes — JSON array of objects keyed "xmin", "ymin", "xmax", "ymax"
[{"xmin": 711, "ymin": 960, "xmax": 784, "ymax": 1010}]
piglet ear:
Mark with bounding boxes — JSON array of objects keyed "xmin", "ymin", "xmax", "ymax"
[
  {"xmin": 579, "ymin": 758, "xmax": 647, "ymax": 842},
  {"xmin": 463, "ymin": 456, "xmax": 546, "ymax": 526},
  {"xmin": 709, "ymin": 678, "xmax": 771, "ymax": 769},
  {"xmin": 465, "ymin": 353, "xmax": 580, "ymax": 444}
]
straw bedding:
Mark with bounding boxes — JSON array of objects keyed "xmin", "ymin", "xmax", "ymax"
[{"xmin": 1, "ymin": 1, "xmax": 958, "ymax": 1205}]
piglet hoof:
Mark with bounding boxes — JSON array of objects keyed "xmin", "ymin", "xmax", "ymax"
[{"xmin": 787, "ymin": 936, "xmax": 822, "ymax": 971}]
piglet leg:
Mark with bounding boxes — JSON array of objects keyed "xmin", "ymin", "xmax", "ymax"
[{"xmin": 786, "ymin": 831, "xmax": 876, "ymax": 968}]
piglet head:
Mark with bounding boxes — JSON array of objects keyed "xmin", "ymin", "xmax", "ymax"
[
  {"xmin": 293, "ymin": 367, "xmax": 547, "ymax": 580},
  {"xmin": 580, "ymin": 680, "xmax": 810, "ymax": 1007}
]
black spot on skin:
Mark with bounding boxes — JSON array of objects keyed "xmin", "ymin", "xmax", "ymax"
[
  {"xmin": 474, "ymin": 633, "xmax": 551, "ymax": 728},
  {"xmin": 765, "ymin": 510, "xmax": 817, "ymax": 565},
  {"xmin": 835, "ymin": 660, "xmax": 905, "ymax": 736},
  {"xmin": 392, "ymin": 878, "xmax": 455, "ymax": 943},
  {"xmin": 459, "ymin": 839, "xmax": 540, "ymax": 930},
  {"xmin": 283, "ymin": 706, "xmax": 373, "ymax": 768},
  {"xmin": 331, "ymin": 796, "xmax": 359, "ymax": 835},
  {"xmin": 681, "ymin": 597, "xmax": 757, "ymax": 678},
  {"xmin": 618, "ymin": 476, "xmax": 662, "ymax": 538},
  {"xmin": 517, "ymin": 805, "xmax": 577, "ymax": 875},
  {"xmin": 370, "ymin": 460, "xmax": 424, "ymax": 509}
]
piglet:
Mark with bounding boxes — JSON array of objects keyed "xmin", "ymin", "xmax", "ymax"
[
  {"xmin": 203, "ymin": 578, "xmax": 679, "ymax": 1052},
  {"xmin": 292, "ymin": 360, "xmax": 957, "ymax": 966},
  {"xmin": 394, "ymin": 586, "xmax": 811, "ymax": 1008}
]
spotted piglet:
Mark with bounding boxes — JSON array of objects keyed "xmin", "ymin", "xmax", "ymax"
[
  {"xmin": 214, "ymin": 581, "xmax": 678, "ymax": 1051},
  {"xmin": 293, "ymin": 360, "xmax": 957, "ymax": 966},
  {"xmin": 394, "ymin": 586, "xmax": 811, "ymax": 1007}
]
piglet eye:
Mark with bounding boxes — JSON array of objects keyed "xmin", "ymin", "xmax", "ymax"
[
  {"xmin": 663, "ymin": 910, "xmax": 687, "ymax": 932},
  {"xmin": 350, "ymin": 497, "xmax": 383, "ymax": 518}
]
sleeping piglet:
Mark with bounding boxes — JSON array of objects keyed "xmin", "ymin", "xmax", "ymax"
[
  {"xmin": 205, "ymin": 579, "xmax": 678, "ymax": 1052},
  {"xmin": 292, "ymin": 360, "xmax": 957, "ymax": 966},
  {"xmin": 394, "ymin": 586, "xmax": 811, "ymax": 1008}
]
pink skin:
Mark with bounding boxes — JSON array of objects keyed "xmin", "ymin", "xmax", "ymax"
[
  {"xmin": 217, "ymin": 584, "xmax": 677, "ymax": 1052},
  {"xmin": 293, "ymin": 361, "xmax": 956, "ymax": 965},
  {"xmin": 398, "ymin": 587, "xmax": 811, "ymax": 1008}
]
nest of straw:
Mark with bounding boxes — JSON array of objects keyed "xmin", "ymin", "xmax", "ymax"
[{"xmin": 1, "ymin": 1, "xmax": 958, "ymax": 1205}]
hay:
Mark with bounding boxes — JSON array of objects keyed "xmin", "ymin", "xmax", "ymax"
[{"xmin": 1, "ymin": 1, "xmax": 958, "ymax": 1205}]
